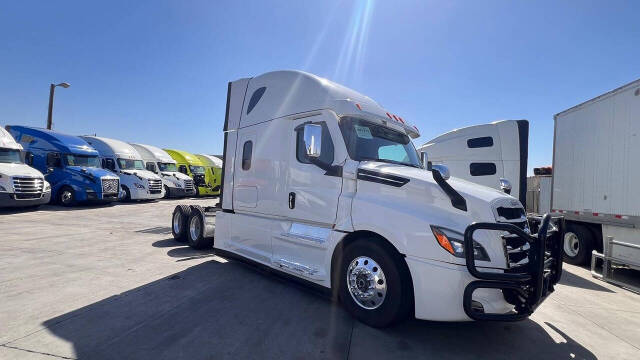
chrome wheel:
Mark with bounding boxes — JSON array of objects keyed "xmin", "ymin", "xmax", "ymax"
[
  {"xmin": 189, "ymin": 215, "xmax": 201, "ymax": 241},
  {"xmin": 61, "ymin": 190, "xmax": 73, "ymax": 205},
  {"xmin": 347, "ymin": 256, "xmax": 387, "ymax": 310},
  {"xmin": 173, "ymin": 212, "xmax": 182, "ymax": 234},
  {"xmin": 564, "ymin": 232, "xmax": 580, "ymax": 257}
]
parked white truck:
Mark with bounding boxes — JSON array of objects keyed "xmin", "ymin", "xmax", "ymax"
[
  {"xmin": 171, "ymin": 70, "xmax": 564, "ymax": 327},
  {"xmin": 130, "ymin": 143, "xmax": 196, "ymax": 198},
  {"xmin": 80, "ymin": 136, "xmax": 164, "ymax": 201},
  {"xmin": 552, "ymin": 79, "xmax": 640, "ymax": 288},
  {"xmin": 418, "ymin": 120, "xmax": 529, "ymax": 208},
  {"xmin": 0, "ymin": 127, "xmax": 51, "ymax": 207}
]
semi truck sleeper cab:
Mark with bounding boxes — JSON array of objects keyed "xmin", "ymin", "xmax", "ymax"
[{"xmin": 171, "ymin": 70, "xmax": 564, "ymax": 327}]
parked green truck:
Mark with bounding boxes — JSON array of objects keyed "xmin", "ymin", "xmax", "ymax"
[{"xmin": 164, "ymin": 149, "xmax": 220, "ymax": 196}]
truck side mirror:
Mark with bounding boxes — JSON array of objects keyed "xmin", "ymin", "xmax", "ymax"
[
  {"xmin": 420, "ymin": 152, "xmax": 428, "ymax": 169},
  {"xmin": 431, "ymin": 164, "xmax": 450, "ymax": 180},
  {"xmin": 499, "ymin": 178, "xmax": 512, "ymax": 194},
  {"xmin": 303, "ymin": 124, "xmax": 322, "ymax": 158}
]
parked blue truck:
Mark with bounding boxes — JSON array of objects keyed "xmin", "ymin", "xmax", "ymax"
[{"xmin": 6, "ymin": 126, "xmax": 121, "ymax": 206}]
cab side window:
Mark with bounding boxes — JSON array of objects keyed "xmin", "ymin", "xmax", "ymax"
[
  {"xmin": 146, "ymin": 162, "xmax": 157, "ymax": 173},
  {"xmin": 24, "ymin": 151, "xmax": 34, "ymax": 166},
  {"xmin": 295, "ymin": 122, "xmax": 334, "ymax": 164},
  {"xmin": 179, "ymin": 165, "xmax": 188, "ymax": 174},
  {"xmin": 242, "ymin": 141, "xmax": 253, "ymax": 170},
  {"xmin": 103, "ymin": 158, "xmax": 116, "ymax": 171},
  {"xmin": 46, "ymin": 152, "xmax": 61, "ymax": 167}
]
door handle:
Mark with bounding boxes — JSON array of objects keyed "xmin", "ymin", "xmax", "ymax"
[{"xmin": 289, "ymin": 192, "xmax": 296, "ymax": 209}]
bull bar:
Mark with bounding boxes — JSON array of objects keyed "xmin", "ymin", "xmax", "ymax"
[{"xmin": 462, "ymin": 214, "xmax": 565, "ymax": 321}]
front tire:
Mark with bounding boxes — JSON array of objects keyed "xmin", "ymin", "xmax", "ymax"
[
  {"xmin": 163, "ymin": 185, "xmax": 170, "ymax": 199},
  {"xmin": 171, "ymin": 205, "xmax": 191, "ymax": 243},
  {"xmin": 122, "ymin": 186, "xmax": 132, "ymax": 202},
  {"xmin": 58, "ymin": 187, "xmax": 76, "ymax": 207},
  {"xmin": 338, "ymin": 239, "xmax": 412, "ymax": 328},
  {"xmin": 563, "ymin": 223, "xmax": 594, "ymax": 265}
]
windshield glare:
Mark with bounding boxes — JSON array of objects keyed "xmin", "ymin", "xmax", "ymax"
[
  {"xmin": 65, "ymin": 154, "xmax": 100, "ymax": 168},
  {"xmin": 0, "ymin": 149, "xmax": 23, "ymax": 164},
  {"xmin": 338, "ymin": 117, "xmax": 421, "ymax": 168},
  {"xmin": 158, "ymin": 162, "xmax": 178, "ymax": 172},
  {"xmin": 189, "ymin": 165, "xmax": 205, "ymax": 174},
  {"xmin": 118, "ymin": 158, "xmax": 145, "ymax": 170}
]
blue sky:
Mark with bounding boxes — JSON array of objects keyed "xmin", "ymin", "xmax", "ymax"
[{"xmin": 1, "ymin": 1, "xmax": 639, "ymax": 173}]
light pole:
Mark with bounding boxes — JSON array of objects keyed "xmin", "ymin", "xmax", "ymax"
[{"xmin": 47, "ymin": 82, "xmax": 70, "ymax": 130}]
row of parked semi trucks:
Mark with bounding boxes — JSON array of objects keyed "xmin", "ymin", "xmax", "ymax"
[{"xmin": 0, "ymin": 125, "xmax": 222, "ymax": 208}]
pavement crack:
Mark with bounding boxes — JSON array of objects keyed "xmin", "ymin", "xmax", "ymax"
[{"xmin": 0, "ymin": 344, "xmax": 76, "ymax": 359}]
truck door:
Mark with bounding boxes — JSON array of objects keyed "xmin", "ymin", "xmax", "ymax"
[{"xmin": 271, "ymin": 115, "xmax": 343, "ymax": 281}]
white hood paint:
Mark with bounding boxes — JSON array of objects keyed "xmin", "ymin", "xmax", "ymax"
[{"xmin": 0, "ymin": 163, "xmax": 44, "ymax": 178}]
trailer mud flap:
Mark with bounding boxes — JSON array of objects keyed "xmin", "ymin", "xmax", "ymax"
[{"xmin": 462, "ymin": 214, "xmax": 564, "ymax": 321}]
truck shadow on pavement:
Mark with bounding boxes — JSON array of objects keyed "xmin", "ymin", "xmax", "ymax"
[{"xmin": 37, "ymin": 257, "xmax": 597, "ymax": 360}]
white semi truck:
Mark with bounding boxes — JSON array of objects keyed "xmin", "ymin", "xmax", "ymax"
[
  {"xmin": 130, "ymin": 143, "xmax": 196, "ymax": 198},
  {"xmin": 0, "ymin": 127, "xmax": 51, "ymax": 207},
  {"xmin": 552, "ymin": 79, "xmax": 640, "ymax": 288},
  {"xmin": 171, "ymin": 70, "xmax": 564, "ymax": 327},
  {"xmin": 80, "ymin": 136, "xmax": 164, "ymax": 201}
]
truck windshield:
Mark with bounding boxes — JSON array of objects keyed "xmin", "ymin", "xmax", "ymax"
[
  {"xmin": 189, "ymin": 165, "xmax": 205, "ymax": 174},
  {"xmin": 0, "ymin": 149, "xmax": 22, "ymax": 164},
  {"xmin": 64, "ymin": 154, "xmax": 100, "ymax": 167},
  {"xmin": 338, "ymin": 116, "xmax": 421, "ymax": 168},
  {"xmin": 158, "ymin": 162, "xmax": 178, "ymax": 172},
  {"xmin": 118, "ymin": 158, "xmax": 145, "ymax": 170}
]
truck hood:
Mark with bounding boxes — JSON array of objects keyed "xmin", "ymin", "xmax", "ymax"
[
  {"xmin": 358, "ymin": 161, "xmax": 524, "ymax": 224},
  {"xmin": 121, "ymin": 169, "xmax": 161, "ymax": 180},
  {"xmin": 160, "ymin": 171, "xmax": 191, "ymax": 181},
  {"xmin": 0, "ymin": 163, "xmax": 44, "ymax": 178},
  {"xmin": 66, "ymin": 166, "xmax": 118, "ymax": 180}
]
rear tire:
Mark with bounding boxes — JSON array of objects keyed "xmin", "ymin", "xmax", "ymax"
[
  {"xmin": 171, "ymin": 205, "xmax": 191, "ymax": 243},
  {"xmin": 187, "ymin": 206, "xmax": 213, "ymax": 249},
  {"xmin": 338, "ymin": 239, "xmax": 412, "ymax": 328},
  {"xmin": 563, "ymin": 223, "xmax": 593, "ymax": 265}
]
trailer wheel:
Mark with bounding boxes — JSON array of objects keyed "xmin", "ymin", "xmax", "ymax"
[
  {"xmin": 187, "ymin": 206, "xmax": 212, "ymax": 249},
  {"xmin": 58, "ymin": 186, "xmax": 76, "ymax": 207},
  {"xmin": 563, "ymin": 223, "xmax": 593, "ymax": 265},
  {"xmin": 338, "ymin": 239, "xmax": 411, "ymax": 328},
  {"xmin": 171, "ymin": 205, "xmax": 191, "ymax": 242}
]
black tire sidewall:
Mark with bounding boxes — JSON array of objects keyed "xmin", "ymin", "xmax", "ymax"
[
  {"xmin": 187, "ymin": 212, "xmax": 205, "ymax": 249},
  {"xmin": 58, "ymin": 187, "xmax": 75, "ymax": 207},
  {"xmin": 172, "ymin": 205, "xmax": 190, "ymax": 242},
  {"xmin": 563, "ymin": 224, "xmax": 593, "ymax": 265},
  {"xmin": 339, "ymin": 240, "xmax": 407, "ymax": 328}
]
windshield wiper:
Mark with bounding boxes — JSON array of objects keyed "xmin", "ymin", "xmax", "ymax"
[{"xmin": 359, "ymin": 157, "xmax": 421, "ymax": 169}]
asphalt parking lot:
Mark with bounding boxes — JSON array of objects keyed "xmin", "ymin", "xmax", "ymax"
[{"xmin": 1, "ymin": 199, "xmax": 639, "ymax": 360}]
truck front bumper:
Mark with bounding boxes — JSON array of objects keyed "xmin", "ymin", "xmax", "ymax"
[
  {"xmin": 407, "ymin": 215, "xmax": 564, "ymax": 322},
  {"xmin": 166, "ymin": 187, "xmax": 196, "ymax": 198},
  {"xmin": 462, "ymin": 214, "xmax": 564, "ymax": 321},
  {"xmin": 0, "ymin": 192, "xmax": 51, "ymax": 208}
]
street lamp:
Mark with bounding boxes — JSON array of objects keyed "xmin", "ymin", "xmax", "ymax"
[{"xmin": 47, "ymin": 82, "xmax": 71, "ymax": 130}]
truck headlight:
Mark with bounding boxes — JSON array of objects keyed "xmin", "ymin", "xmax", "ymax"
[
  {"xmin": 44, "ymin": 183, "xmax": 51, "ymax": 192},
  {"xmin": 430, "ymin": 226, "xmax": 490, "ymax": 261},
  {"xmin": 134, "ymin": 183, "xmax": 145, "ymax": 189},
  {"xmin": 0, "ymin": 185, "xmax": 7, "ymax": 192}
]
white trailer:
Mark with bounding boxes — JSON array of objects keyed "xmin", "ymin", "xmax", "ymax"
[
  {"xmin": 418, "ymin": 120, "xmax": 529, "ymax": 208},
  {"xmin": 130, "ymin": 143, "xmax": 196, "ymax": 198},
  {"xmin": 552, "ymin": 79, "xmax": 640, "ymax": 288},
  {"xmin": 81, "ymin": 136, "xmax": 164, "ymax": 201},
  {"xmin": 170, "ymin": 70, "xmax": 565, "ymax": 327}
]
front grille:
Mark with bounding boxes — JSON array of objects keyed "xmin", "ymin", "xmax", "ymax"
[
  {"xmin": 184, "ymin": 179, "xmax": 194, "ymax": 191},
  {"xmin": 193, "ymin": 174, "xmax": 205, "ymax": 186},
  {"xmin": 503, "ymin": 221, "xmax": 530, "ymax": 269},
  {"xmin": 13, "ymin": 177, "xmax": 44, "ymax": 195},
  {"xmin": 148, "ymin": 179, "xmax": 163, "ymax": 194},
  {"xmin": 101, "ymin": 178, "xmax": 119, "ymax": 194},
  {"xmin": 497, "ymin": 206, "xmax": 525, "ymax": 220}
]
